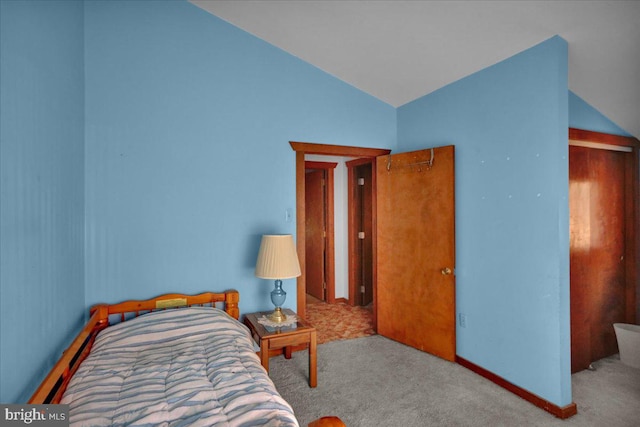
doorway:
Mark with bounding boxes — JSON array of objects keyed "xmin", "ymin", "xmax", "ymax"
[
  {"xmin": 291, "ymin": 142, "xmax": 457, "ymax": 364},
  {"xmin": 569, "ymin": 128, "xmax": 639, "ymax": 373},
  {"xmin": 290, "ymin": 142, "xmax": 390, "ymax": 320}
]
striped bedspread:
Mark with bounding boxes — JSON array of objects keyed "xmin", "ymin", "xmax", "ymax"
[{"xmin": 61, "ymin": 307, "xmax": 299, "ymax": 427}]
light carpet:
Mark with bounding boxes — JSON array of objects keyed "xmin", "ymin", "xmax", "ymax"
[{"xmin": 269, "ymin": 335, "xmax": 640, "ymax": 426}]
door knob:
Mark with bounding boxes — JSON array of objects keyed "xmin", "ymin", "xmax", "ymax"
[{"xmin": 441, "ymin": 267, "xmax": 452, "ymax": 275}]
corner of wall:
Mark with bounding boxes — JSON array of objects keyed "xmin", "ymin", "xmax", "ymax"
[{"xmin": 0, "ymin": 0, "xmax": 86, "ymax": 403}]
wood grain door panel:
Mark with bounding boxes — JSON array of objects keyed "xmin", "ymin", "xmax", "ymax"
[
  {"xmin": 570, "ymin": 145, "xmax": 627, "ymax": 372},
  {"xmin": 355, "ymin": 163, "xmax": 373, "ymax": 306},
  {"xmin": 376, "ymin": 146, "xmax": 456, "ymax": 361},
  {"xmin": 361, "ymin": 164, "xmax": 373, "ymax": 306},
  {"xmin": 305, "ymin": 169, "xmax": 325, "ymax": 301}
]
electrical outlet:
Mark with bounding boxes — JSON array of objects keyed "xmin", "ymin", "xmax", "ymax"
[{"xmin": 459, "ymin": 313, "xmax": 467, "ymax": 328}]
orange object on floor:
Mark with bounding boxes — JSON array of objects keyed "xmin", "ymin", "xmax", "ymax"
[{"xmin": 308, "ymin": 416, "xmax": 346, "ymax": 427}]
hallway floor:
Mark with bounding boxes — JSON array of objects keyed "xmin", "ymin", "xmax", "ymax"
[{"xmin": 304, "ymin": 295, "xmax": 375, "ymax": 344}]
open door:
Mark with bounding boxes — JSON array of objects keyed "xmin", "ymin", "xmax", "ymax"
[{"xmin": 376, "ymin": 145, "xmax": 456, "ymax": 361}]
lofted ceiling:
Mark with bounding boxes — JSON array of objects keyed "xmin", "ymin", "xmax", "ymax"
[{"xmin": 191, "ymin": 1, "xmax": 640, "ymax": 138}]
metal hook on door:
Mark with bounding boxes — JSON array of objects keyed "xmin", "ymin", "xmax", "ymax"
[
  {"xmin": 386, "ymin": 148, "xmax": 435, "ymax": 172},
  {"xmin": 407, "ymin": 148, "xmax": 435, "ymax": 171}
]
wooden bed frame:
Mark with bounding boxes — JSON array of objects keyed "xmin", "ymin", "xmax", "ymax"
[
  {"xmin": 27, "ymin": 289, "xmax": 343, "ymax": 427},
  {"xmin": 28, "ymin": 290, "xmax": 240, "ymax": 404}
]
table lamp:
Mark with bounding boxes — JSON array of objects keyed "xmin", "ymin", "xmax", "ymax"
[{"xmin": 255, "ymin": 234, "xmax": 301, "ymax": 323}]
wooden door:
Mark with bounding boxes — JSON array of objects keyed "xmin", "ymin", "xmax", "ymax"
[
  {"xmin": 355, "ymin": 163, "xmax": 374, "ymax": 306},
  {"xmin": 305, "ymin": 169, "xmax": 326, "ymax": 301},
  {"xmin": 570, "ymin": 145, "xmax": 628, "ymax": 372},
  {"xmin": 376, "ymin": 146, "xmax": 456, "ymax": 361}
]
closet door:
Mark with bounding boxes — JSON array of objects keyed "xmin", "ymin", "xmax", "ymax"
[
  {"xmin": 376, "ymin": 146, "xmax": 456, "ymax": 361},
  {"xmin": 569, "ymin": 144, "xmax": 628, "ymax": 372}
]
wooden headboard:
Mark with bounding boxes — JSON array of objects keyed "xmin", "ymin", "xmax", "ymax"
[
  {"xmin": 29, "ymin": 290, "xmax": 240, "ymax": 404},
  {"xmin": 90, "ymin": 290, "xmax": 240, "ymax": 324}
]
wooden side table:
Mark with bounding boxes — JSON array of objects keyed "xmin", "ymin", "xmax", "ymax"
[{"xmin": 244, "ymin": 309, "xmax": 317, "ymax": 388}]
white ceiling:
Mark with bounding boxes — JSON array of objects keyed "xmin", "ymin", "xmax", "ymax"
[{"xmin": 191, "ymin": 1, "xmax": 640, "ymax": 138}]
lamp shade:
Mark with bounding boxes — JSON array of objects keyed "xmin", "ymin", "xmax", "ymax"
[{"xmin": 255, "ymin": 235, "xmax": 301, "ymax": 280}]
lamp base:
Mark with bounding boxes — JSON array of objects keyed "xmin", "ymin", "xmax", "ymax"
[{"xmin": 268, "ymin": 307, "xmax": 287, "ymax": 323}]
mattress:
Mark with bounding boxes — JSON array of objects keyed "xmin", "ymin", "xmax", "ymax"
[{"xmin": 61, "ymin": 306, "xmax": 299, "ymax": 426}]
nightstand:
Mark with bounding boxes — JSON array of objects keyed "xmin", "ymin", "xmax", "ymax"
[{"xmin": 244, "ymin": 309, "xmax": 317, "ymax": 388}]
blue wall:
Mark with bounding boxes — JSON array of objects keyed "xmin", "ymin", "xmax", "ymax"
[
  {"xmin": 397, "ymin": 37, "xmax": 571, "ymax": 406},
  {"xmin": 83, "ymin": 1, "xmax": 396, "ymax": 313},
  {"xmin": 0, "ymin": 1, "xmax": 85, "ymax": 403},
  {"xmin": 2, "ymin": 0, "xmax": 632, "ymax": 407},
  {"xmin": 569, "ymin": 91, "xmax": 632, "ymax": 136}
]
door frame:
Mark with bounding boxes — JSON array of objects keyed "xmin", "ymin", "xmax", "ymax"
[
  {"xmin": 290, "ymin": 142, "xmax": 391, "ymax": 319},
  {"xmin": 305, "ymin": 161, "xmax": 338, "ymax": 303},
  {"xmin": 569, "ymin": 128, "xmax": 640, "ymax": 324}
]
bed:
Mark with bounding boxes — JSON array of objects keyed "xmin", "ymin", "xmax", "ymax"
[{"xmin": 29, "ymin": 291, "xmax": 300, "ymax": 426}]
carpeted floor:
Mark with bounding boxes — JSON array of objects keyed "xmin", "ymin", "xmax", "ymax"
[
  {"xmin": 270, "ymin": 335, "xmax": 640, "ymax": 427},
  {"xmin": 305, "ymin": 299, "xmax": 375, "ymax": 344}
]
